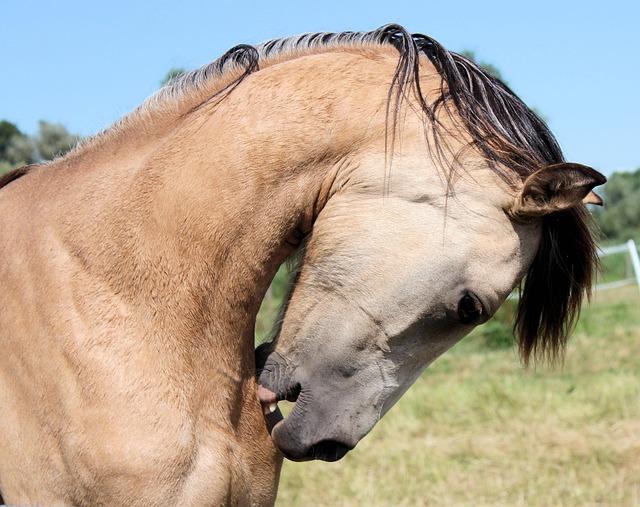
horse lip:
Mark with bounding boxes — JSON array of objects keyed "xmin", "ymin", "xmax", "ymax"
[
  {"xmin": 257, "ymin": 382, "xmax": 301, "ymax": 405},
  {"xmin": 257, "ymin": 380, "xmax": 300, "ymax": 437},
  {"xmin": 306, "ymin": 440, "xmax": 353, "ymax": 462},
  {"xmin": 255, "ymin": 344, "xmax": 299, "ymax": 402},
  {"xmin": 275, "ymin": 440, "xmax": 353, "ymax": 462},
  {"xmin": 257, "ymin": 384, "xmax": 278, "ymax": 404}
]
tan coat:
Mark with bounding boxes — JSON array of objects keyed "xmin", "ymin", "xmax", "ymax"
[{"xmin": 0, "ymin": 30, "xmax": 604, "ymax": 506}]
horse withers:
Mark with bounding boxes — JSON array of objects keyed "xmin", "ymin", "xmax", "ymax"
[{"xmin": 0, "ymin": 25, "xmax": 604, "ymax": 506}]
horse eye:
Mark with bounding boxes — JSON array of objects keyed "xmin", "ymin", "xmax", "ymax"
[{"xmin": 457, "ymin": 292, "xmax": 484, "ymax": 325}]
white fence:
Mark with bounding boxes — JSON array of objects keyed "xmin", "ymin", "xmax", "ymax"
[{"xmin": 596, "ymin": 239, "xmax": 640, "ymax": 293}]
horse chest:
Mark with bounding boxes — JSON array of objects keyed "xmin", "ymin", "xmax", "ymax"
[
  {"xmin": 61, "ymin": 353, "xmax": 277, "ymax": 505},
  {"xmin": 0, "ymin": 228, "xmax": 280, "ymax": 504},
  {"xmin": 0, "ymin": 318, "xmax": 277, "ymax": 506}
]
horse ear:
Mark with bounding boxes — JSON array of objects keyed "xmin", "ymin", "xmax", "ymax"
[{"xmin": 511, "ymin": 163, "xmax": 606, "ymax": 218}]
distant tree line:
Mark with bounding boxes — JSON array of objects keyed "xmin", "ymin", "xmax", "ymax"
[
  {"xmin": 592, "ymin": 168, "xmax": 640, "ymax": 242},
  {"xmin": 0, "ymin": 120, "xmax": 79, "ymax": 175}
]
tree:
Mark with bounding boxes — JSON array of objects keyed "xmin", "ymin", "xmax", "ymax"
[
  {"xmin": 1, "ymin": 120, "xmax": 79, "ymax": 169},
  {"xmin": 0, "ymin": 161, "xmax": 13, "ymax": 175},
  {"xmin": 592, "ymin": 168, "xmax": 640, "ymax": 241},
  {"xmin": 5, "ymin": 134, "xmax": 35, "ymax": 166},
  {"xmin": 0, "ymin": 120, "xmax": 23, "ymax": 161},
  {"xmin": 34, "ymin": 120, "xmax": 80, "ymax": 161}
]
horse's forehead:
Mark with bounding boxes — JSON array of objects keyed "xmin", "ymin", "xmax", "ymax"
[
  {"xmin": 390, "ymin": 157, "xmax": 518, "ymax": 215},
  {"xmin": 456, "ymin": 167, "xmax": 518, "ymax": 212}
]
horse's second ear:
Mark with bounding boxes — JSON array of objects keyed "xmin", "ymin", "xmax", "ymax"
[{"xmin": 511, "ymin": 163, "xmax": 606, "ymax": 218}]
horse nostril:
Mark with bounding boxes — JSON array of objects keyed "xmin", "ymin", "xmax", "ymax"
[{"xmin": 307, "ymin": 439, "xmax": 352, "ymax": 462}]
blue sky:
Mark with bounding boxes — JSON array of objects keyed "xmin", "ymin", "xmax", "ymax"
[{"xmin": 2, "ymin": 0, "xmax": 638, "ymax": 174}]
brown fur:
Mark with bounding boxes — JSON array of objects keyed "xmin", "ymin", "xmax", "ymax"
[
  {"xmin": 0, "ymin": 25, "xmax": 604, "ymax": 505},
  {"xmin": 0, "ymin": 41, "xmax": 404, "ymax": 507}
]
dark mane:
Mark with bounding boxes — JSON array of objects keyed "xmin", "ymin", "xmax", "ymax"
[
  {"xmin": 514, "ymin": 207, "xmax": 597, "ymax": 364},
  {"xmin": 0, "ymin": 164, "xmax": 33, "ymax": 190}
]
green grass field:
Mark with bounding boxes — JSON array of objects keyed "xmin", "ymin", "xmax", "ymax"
[{"xmin": 268, "ymin": 285, "xmax": 640, "ymax": 506}]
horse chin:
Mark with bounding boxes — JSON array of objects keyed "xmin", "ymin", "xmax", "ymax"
[{"xmin": 270, "ymin": 413, "xmax": 354, "ymax": 462}]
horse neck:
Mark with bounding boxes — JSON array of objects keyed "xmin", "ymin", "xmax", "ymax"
[{"xmin": 64, "ymin": 52, "xmax": 387, "ymax": 367}]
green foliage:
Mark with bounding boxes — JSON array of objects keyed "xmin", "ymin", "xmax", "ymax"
[
  {"xmin": 0, "ymin": 161, "xmax": 14, "ymax": 176},
  {"xmin": 161, "ymin": 67, "xmax": 187, "ymax": 87},
  {"xmin": 34, "ymin": 120, "xmax": 80, "ymax": 161},
  {"xmin": 475, "ymin": 300, "xmax": 517, "ymax": 350},
  {"xmin": 255, "ymin": 264, "xmax": 294, "ymax": 343},
  {"xmin": 0, "ymin": 119, "xmax": 80, "ymax": 168},
  {"xmin": 592, "ymin": 167, "xmax": 640, "ymax": 242},
  {"xmin": 0, "ymin": 120, "xmax": 23, "ymax": 161},
  {"xmin": 599, "ymin": 248, "xmax": 636, "ymax": 284},
  {"xmin": 5, "ymin": 132, "xmax": 36, "ymax": 165}
]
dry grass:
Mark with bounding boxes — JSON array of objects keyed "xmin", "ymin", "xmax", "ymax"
[{"xmin": 276, "ymin": 286, "xmax": 640, "ymax": 506}]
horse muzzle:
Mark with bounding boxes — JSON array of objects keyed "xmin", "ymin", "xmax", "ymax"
[{"xmin": 255, "ymin": 343, "xmax": 361, "ymax": 462}]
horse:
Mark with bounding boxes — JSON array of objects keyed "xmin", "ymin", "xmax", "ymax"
[{"xmin": 0, "ymin": 24, "xmax": 605, "ymax": 506}]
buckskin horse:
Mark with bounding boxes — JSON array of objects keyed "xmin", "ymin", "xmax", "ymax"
[{"xmin": 0, "ymin": 24, "xmax": 605, "ymax": 506}]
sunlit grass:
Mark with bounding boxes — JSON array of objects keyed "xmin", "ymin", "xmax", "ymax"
[
  {"xmin": 598, "ymin": 246, "xmax": 638, "ymax": 285},
  {"xmin": 275, "ymin": 286, "xmax": 640, "ymax": 506}
]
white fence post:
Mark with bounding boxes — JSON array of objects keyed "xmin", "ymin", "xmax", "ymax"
[
  {"xmin": 626, "ymin": 239, "xmax": 640, "ymax": 294},
  {"xmin": 595, "ymin": 239, "xmax": 640, "ymax": 293}
]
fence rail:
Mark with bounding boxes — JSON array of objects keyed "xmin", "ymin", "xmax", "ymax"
[{"xmin": 596, "ymin": 239, "xmax": 640, "ymax": 293}]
